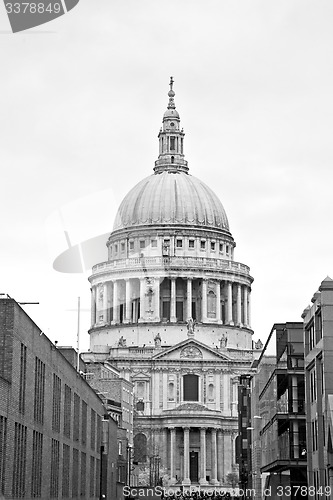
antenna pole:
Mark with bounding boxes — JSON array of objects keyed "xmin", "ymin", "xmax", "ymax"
[{"xmin": 77, "ymin": 297, "xmax": 80, "ymax": 372}]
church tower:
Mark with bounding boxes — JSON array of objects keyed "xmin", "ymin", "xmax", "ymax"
[{"xmin": 84, "ymin": 79, "xmax": 256, "ymax": 489}]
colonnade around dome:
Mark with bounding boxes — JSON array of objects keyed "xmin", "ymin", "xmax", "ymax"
[{"xmin": 90, "ymin": 275, "xmax": 252, "ymax": 329}]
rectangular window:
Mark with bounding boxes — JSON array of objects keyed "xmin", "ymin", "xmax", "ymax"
[
  {"xmin": 226, "ymin": 245, "xmax": 229, "ymax": 254},
  {"xmin": 188, "ymin": 240, "xmax": 195, "ymax": 248},
  {"xmin": 176, "ymin": 239, "xmax": 183, "ymax": 248},
  {"xmin": 121, "ymin": 242, "xmax": 125, "ymax": 252},
  {"xmin": 183, "ymin": 374, "xmax": 199, "ymax": 401},
  {"xmin": 96, "ymin": 415, "xmax": 101, "ymax": 453},
  {"xmin": 50, "ymin": 439, "xmax": 60, "ymax": 498},
  {"xmin": 34, "ymin": 357, "xmax": 45, "ymax": 424},
  {"xmin": 72, "ymin": 448, "xmax": 79, "ymax": 498},
  {"xmin": 170, "ymin": 137, "xmax": 175, "ymax": 150},
  {"xmin": 36, "ymin": 361, "xmax": 44, "ymax": 416},
  {"xmin": 91, "ymin": 409, "xmax": 96, "ymax": 450},
  {"xmin": 211, "ymin": 242, "xmax": 216, "ymax": 251},
  {"xmin": 96, "ymin": 459, "xmax": 100, "ymax": 498},
  {"xmin": 0, "ymin": 416, "xmax": 7, "ymax": 495},
  {"xmin": 140, "ymin": 240, "xmax": 145, "ymax": 249},
  {"xmin": 73, "ymin": 393, "xmax": 80, "ymax": 442},
  {"xmin": 219, "ymin": 243, "xmax": 223, "ymax": 252},
  {"xmin": 129, "ymin": 241, "xmax": 134, "ymax": 250},
  {"xmin": 52, "ymin": 374, "xmax": 61, "ymax": 433},
  {"xmin": 82, "ymin": 400, "xmax": 87, "ymax": 446},
  {"xmin": 12, "ymin": 423, "xmax": 27, "ymax": 498},
  {"xmin": 200, "ymin": 241, "xmax": 206, "ymax": 250},
  {"xmin": 19, "ymin": 343, "xmax": 27, "ymax": 414},
  {"xmin": 64, "ymin": 384, "xmax": 71, "ymax": 438},
  {"xmin": 90, "ymin": 456, "xmax": 95, "ymax": 497},
  {"xmin": 81, "ymin": 452, "xmax": 86, "ymax": 497},
  {"xmin": 31, "ymin": 430, "xmax": 43, "ymax": 498},
  {"xmin": 62, "ymin": 444, "xmax": 70, "ymax": 498},
  {"xmin": 114, "ymin": 244, "xmax": 118, "ymax": 253},
  {"xmin": 151, "ymin": 239, "xmax": 157, "ymax": 247}
]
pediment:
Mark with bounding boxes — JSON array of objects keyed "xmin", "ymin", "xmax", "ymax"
[{"xmin": 152, "ymin": 338, "xmax": 230, "ymax": 362}]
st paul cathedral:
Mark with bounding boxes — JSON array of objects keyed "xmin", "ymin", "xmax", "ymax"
[{"xmin": 83, "ymin": 79, "xmax": 260, "ymax": 488}]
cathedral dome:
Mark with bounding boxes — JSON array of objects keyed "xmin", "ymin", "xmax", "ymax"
[{"xmin": 112, "ymin": 170, "xmax": 230, "ymax": 233}]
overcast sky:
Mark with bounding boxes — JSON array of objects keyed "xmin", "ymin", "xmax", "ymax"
[{"xmin": 1, "ymin": 0, "xmax": 333, "ymax": 352}]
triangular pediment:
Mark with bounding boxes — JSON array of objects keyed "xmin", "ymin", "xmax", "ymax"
[{"xmin": 152, "ymin": 338, "xmax": 230, "ymax": 362}]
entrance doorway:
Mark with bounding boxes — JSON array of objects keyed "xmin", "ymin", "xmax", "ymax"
[{"xmin": 189, "ymin": 451, "xmax": 199, "ymax": 483}]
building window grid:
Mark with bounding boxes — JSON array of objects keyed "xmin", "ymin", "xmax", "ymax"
[
  {"xmin": 50, "ymin": 439, "xmax": 60, "ymax": 499},
  {"xmin": 19, "ymin": 343, "xmax": 27, "ymax": 414},
  {"xmin": 90, "ymin": 456, "xmax": 95, "ymax": 497},
  {"xmin": 34, "ymin": 357, "xmax": 45, "ymax": 424},
  {"xmin": 52, "ymin": 374, "xmax": 61, "ymax": 433},
  {"xmin": 62, "ymin": 444, "xmax": 70, "ymax": 498},
  {"xmin": 73, "ymin": 393, "xmax": 80, "ymax": 442},
  {"xmin": 82, "ymin": 400, "xmax": 87, "ymax": 446},
  {"xmin": 12, "ymin": 422, "xmax": 27, "ymax": 498},
  {"xmin": 64, "ymin": 384, "xmax": 71, "ymax": 438},
  {"xmin": 72, "ymin": 448, "xmax": 79, "ymax": 498},
  {"xmin": 0, "ymin": 416, "xmax": 7, "ymax": 495},
  {"xmin": 31, "ymin": 430, "xmax": 43, "ymax": 498},
  {"xmin": 91, "ymin": 409, "xmax": 96, "ymax": 450}
]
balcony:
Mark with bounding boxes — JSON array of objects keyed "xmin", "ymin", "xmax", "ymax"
[{"xmin": 92, "ymin": 256, "xmax": 251, "ymax": 276}]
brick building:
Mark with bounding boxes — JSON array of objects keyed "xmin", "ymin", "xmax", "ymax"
[
  {"xmin": 0, "ymin": 297, "xmax": 118, "ymax": 500},
  {"xmin": 303, "ymin": 276, "xmax": 333, "ymax": 495}
]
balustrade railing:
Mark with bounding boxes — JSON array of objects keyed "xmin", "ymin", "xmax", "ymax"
[{"xmin": 92, "ymin": 256, "xmax": 250, "ymax": 274}]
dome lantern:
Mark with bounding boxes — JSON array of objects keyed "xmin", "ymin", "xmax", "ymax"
[{"xmin": 154, "ymin": 77, "xmax": 189, "ymax": 174}]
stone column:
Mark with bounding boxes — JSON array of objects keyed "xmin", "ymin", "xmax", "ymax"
[
  {"xmin": 201, "ymin": 279, "xmax": 207, "ymax": 322},
  {"xmin": 216, "ymin": 281, "xmax": 222, "ymax": 324},
  {"xmin": 211, "ymin": 428, "xmax": 218, "ymax": 485},
  {"xmin": 236, "ymin": 284, "xmax": 242, "ymax": 327},
  {"xmin": 243, "ymin": 287, "xmax": 248, "ymax": 327},
  {"xmin": 183, "ymin": 427, "xmax": 191, "ymax": 485},
  {"xmin": 169, "ymin": 427, "xmax": 176, "ymax": 482},
  {"xmin": 112, "ymin": 281, "xmax": 119, "ymax": 324},
  {"xmin": 91, "ymin": 286, "xmax": 96, "ymax": 326},
  {"xmin": 139, "ymin": 278, "xmax": 145, "ymax": 322},
  {"xmin": 187, "ymin": 278, "xmax": 192, "ymax": 320},
  {"xmin": 124, "ymin": 279, "xmax": 131, "ymax": 323},
  {"xmin": 162, "ymin": 428, "xmax": 168, "ymax": 470},
  {"xmin": 248, "ymin": 290, "xmax": 251, "ymax": 329},
  {"xmin": 155, "ymin": 278, "xmax": 160, "ymax": 322},
  {"xmin": 227, "ymin": 282, "xmax": 234, "ymax": 325},
  {"xmin": 199, "ymin": 428, "xmax": 207, "ymax": 485},
  {"xmin": 217, "ymin": 430, "xmax": 223, "ymax": 484},
  {"xmin": 170, "ymin": 278, "xmax": 177, "ymax": 323},
  {"xmin": 103, "ymin": 282, "xmax": 109, "ymax": 323}
]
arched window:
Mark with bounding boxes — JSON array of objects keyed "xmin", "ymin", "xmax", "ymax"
[
  {"xmin": 207, "ymin": 290, "xmax": 216, "ymax": 318},
  {"xmin": 183, "ymin": 374, "xmax": 199, "ymax": 401},
  {"xmin": 133, "ymin": 433, "xmax": 147, "ymax": 464},
  {"xmin": 208, "ymin": 383, "xmax": 215, "ymax": 401},
  {"xmin": 171, "ymin": 156, "xmax": 174, "ymax": 163},
  {"xmin": 168, "ymin": 382, "xmax": 175, "ymax": 401}
]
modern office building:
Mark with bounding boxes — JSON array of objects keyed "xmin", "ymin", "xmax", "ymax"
[
  {"xmin": 82, "ymin": 78, "xmax": 261, "ymax": 488},
  {"xmin": 0, "ymin": 296, "xmax": 118, "ymax": 500},
  {"xmin": 253, "ymin": 322, "xmax": 307, "ymax": 499},
  {"xmin": 303, "ymin": 276, "xmax": 333, "ymax": 495}
]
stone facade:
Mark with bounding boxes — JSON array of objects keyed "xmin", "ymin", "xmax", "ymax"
[{"xmin": 83, "ymin": 79, "xmax": 259, "ymax": 488}]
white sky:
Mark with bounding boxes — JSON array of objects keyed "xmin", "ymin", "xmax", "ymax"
[{"xmin": 1, "ymin": 0, "xmax": 333, "ymax": 353}]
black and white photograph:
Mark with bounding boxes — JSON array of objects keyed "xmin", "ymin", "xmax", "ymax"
[{"xmin": 1, "ymin": 1, "xmax": 333, "ymax": 499}]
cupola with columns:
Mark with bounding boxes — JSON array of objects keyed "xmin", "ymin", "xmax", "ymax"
[{"xmin": 89, "ymin": 78, "xmax": 254, "ymax": 351}]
